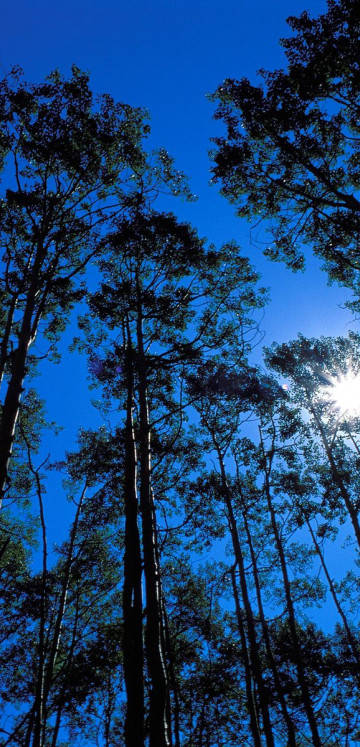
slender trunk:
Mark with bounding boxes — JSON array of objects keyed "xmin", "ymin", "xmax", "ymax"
[
  {"xmin": 158, "ymin": 563, "xmax": 173, "ymax": 747},
  {"xmin": 139, "ymin": 394, "xmax": 170, "ymax": 747},
  {"xmin": 240, "ymin": 498, "xmax": 298, "ymax": 747},
  {"xmin": 123, "ymin": 329, "xmax": 145, "ymax": 746},
  {"xmin": 306, "ymin": 515, "xmax": 360, "ymax": 672},
  {"xmin": 163, "ymin": 604, "xmax": 181, "ymax": 747},
  {"xmin": 24, "ymin": 706, "xmax": 36, "ymax": 747},
  {"xmin": 136, "ymin": 282, "xmax": 171, "ymax": 747},
  {"xmin": 230, "ymin": 567, "xmax": 263, "ymax": 747},
  {"xmin": 3, "ymin": 709, "xmax": 34, "ymax": 747},
  {"xmin": 213, "ymin": 439, "xmax": 274, "ymax": 747},
  {"xmin": 103, "ymin": 675, "xmax": 114, "ymax": 747},
  {"xmin": 260, "ymin": 431, "xmax": 322, "ymax": 747},
  {"xmin": 42, "ymin": 486, "xmax": 86, "ymax": 718},
  {"xmin": 310, "ymin": 404, "xmax": 360, "ymax": 549},
  {"xmin": 50, "ymin": 594, "xmax": 81, "ymax": 747},
  {"xmin": 50, "ymin": 704, "xmax": 63, "ymax": 747},
  {"xmin": 17, "ymin": 432, "xmax": 49, "ymax": 747},
  {"xmin": 32, "ymin": 463, "xmax": 48, "ymax": 747},
  {"xmin": 197, "ymin": 699, "xmax": 207, "ymax": 747}
]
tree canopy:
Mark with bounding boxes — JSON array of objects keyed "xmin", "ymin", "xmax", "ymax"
[
  {"xmin": 2, "ymin": 3, "xmax": 360, "ymax": 745},
  {"xmin": 211, "ymin": 0, "xmax": 360, "ymax": 306}
]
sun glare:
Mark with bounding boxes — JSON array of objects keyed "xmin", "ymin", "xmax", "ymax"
[{"xmin": 328, "ymin": 372, "xmax": 360, "ymax": 415}]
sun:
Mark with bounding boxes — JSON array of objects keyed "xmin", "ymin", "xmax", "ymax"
[{"xmin": 328, "ymin": 372, "xmax": 360, "ymax": 415}]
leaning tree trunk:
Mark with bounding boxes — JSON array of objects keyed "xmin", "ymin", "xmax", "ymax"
[
  {"xmin": 305, "ymin": 514, "xmax": 360, "ymax": 674},
  {"xmin": 260, "ymin": 430, "xmax": 322, "ymax": 747},
  {"xmin": 240, "ymin": 493, "xmax": 298, "ymax": 747},
  {"xmin": 309, "ymin": 402, "xmax": 360, "ymax": 551},
  {"xmin": 213, "ymin": 437, "xmax": 274, "ymax": 747},
  {"xmin": 36, "ymin": 485, "xmax": 86, "ymax": 746}
]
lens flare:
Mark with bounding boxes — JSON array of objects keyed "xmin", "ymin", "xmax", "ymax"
[{"xmin": 328, "ymin": 372, "xmax": 360, "ymax": 415}]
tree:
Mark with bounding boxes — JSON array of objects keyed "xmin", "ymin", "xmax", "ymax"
[
  {"xmin": 0, "ymin": 430, "xmax": 126, "ymax": 747},
  {"xmin": 211, "ymin": 0, "xmax": 360, "ymax": 307},
  {"xmin": 0, "ymin": 65, "xmax": 267, "ymax": 746},
  {"xmin": 5, "ymin": 50, "xmax": 360, "ymax": 746},
  {"xmin": 187, "ymin": 370, "xmax": 277, "ymax": 747},
  {"xmin": 186, "ymin": 361, "xmax": 329, "ymax": 745},
  {"xmin": 79, "ymin": 188, "xmax": 264, "ymax": 744},
  {"xmin": 266, "ymin": 333, "xmax": 360, "ymax": 551},
  {"xmin": 0, "ymin": 65, "xmax": 147, "ymax": 504},
  {"xmin": 163, "ymin": 557, "xmax": 247, "ymax": 747}
]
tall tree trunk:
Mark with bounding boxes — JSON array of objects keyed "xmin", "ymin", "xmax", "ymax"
[
  {"xmin": 37, "ymin": 484, "xmax": 86, "ymax": 742},
  {"xmin": 230, "ymin": 566, "xmax": 263, "ymax": 747},
  {"xmin": 31, "ymin": 460, "xmax": 48, "ymax": 747},
  {"xmin": 240, "ymin": 492, "xmax": 298, "ymax": 747},
  {"xmin": 213, "ymin": 438, "xmax": 274, "ymax": 747},
  {"xmin": 123, "ymin": 328, "xmax": 145, "ymax": 746},
  {"xmin": 259, "ymin": 430, "xmax": 322, "ymax": 747},
  {"xmin": 50, "ymin": 594, "xmax": 81, "ymax": 747},
  {"xmin": 163, "ymin": 603, "xmax": 181, "ymax": 747},
  {"xmin": 309, "ymin": 403, "xmax": 360, "ymax": 549},
  {"xmin": 136, "ymin": 285, "xmax": 171, "ymax": 747},
  {"xmin": 305, "ymin": 514, "xmax": 360, "ymax": 673}
]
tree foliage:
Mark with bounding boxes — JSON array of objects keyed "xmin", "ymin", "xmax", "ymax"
[
  {"xmin": 2, "ymin": 8, "xmax": 360, "ymax": 744},
  {"xmin": 211, "ymin": 0, "xmax": 360, "ymax": 306}
]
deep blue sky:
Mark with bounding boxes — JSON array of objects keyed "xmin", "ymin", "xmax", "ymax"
[{"xmin": 1, "ymin": 0, "xmax": 355, "ymax": 554}]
